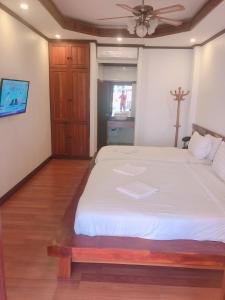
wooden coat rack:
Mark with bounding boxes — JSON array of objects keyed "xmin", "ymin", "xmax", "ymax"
[{"xmin": 170, "ymin": 87, "xmax": 190, "ymax": 147}]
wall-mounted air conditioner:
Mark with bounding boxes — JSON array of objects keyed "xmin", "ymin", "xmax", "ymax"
[{"xmin": 97, "ymin": 47, "xmax": 138, "ymax": 63}]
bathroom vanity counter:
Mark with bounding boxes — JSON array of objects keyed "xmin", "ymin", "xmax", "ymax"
[{"xmin": 107, "ymin": 117, "xmax": 135, "ymax": 129}]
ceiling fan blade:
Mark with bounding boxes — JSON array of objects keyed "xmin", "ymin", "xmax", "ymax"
[
  {"xmin": 116, "ymin": 4, "xmax": 139, "ymax": 14},
  {"xmin": 153, "ymin": 4, "xmax": 185, "ymax": 15},
  {"xmin": 157, "ymin": 17, "xmax": 183, "ymax": 26},
  {"xmin": 97, "ymin": 16, "xmax": 134, "ymax": 21}
]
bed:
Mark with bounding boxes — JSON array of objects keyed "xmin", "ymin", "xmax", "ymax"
[
  {"xmin": 48, "ymin": 124, "xmax": 225, "ymax": 298},
  {"xmin": 75, "ymin": 160, "xmax": 225, "ymax": 242},
  {"xmin": 95, "ymin": 124, "xmax": 223, "ymax": 164},
  {"xmin": 95, "ymin": 144, "xmax": 211, "ymax": 164}
]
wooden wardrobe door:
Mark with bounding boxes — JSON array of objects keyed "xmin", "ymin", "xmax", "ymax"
[
  {"xmin": 70, "ymin": 44, "xmax": 89, "ymax": 68},
  {"xmin": 69, "ymin": 68, "xmax": 89, "ymax": 157},
  {"xmin": 50, "ymin": 70, "xmax": 69, "ymax": 122},
  {"xmin": 52, "ymin": 123, "xmax": 70, "ymax": 156},
  {"xmin": 49, "ymin": 44, "xmax": 70, "ymax": 68},
  {"xmin": 50, "ymin": 69, "xmax": 70, "ymax": 156},
  {"xmin": 69, "ymin": 124, "xmax": 89, "ymax": 157},
  {"xmin": 71, "ymin": 69, "xmax": 89, "ymax": 122}
]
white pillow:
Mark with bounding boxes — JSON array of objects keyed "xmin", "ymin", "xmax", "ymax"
[
  {"xmin": 188, "ymin": 132, "xmax": 212, "ymax": 160},
  {"xmin": 205, "ymin": 134, "xmax": 223, "ymax": 161},
  {"xmin": 212, "ymin": 142, "xmax": 225, "ymax": 182}
]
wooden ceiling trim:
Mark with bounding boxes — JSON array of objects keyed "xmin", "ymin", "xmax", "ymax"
[
  {"xmin": 0, "ymin": 2, "xmax": 48, "ymax": 40},
  {"xmin": 97, "ymin": 43, "xmax": 193, "ymax": 49},
  {"xmin": 38, "ymin": 0, "xmax": 132, "ymax": 37},
  {"xmin": 151, "ymin": 22, "xmax": 191, "ymax": 38},
  {"xmin": 38, "ymin": 0, "xmax": 223, "ymax": 38},
  {"xmin": 37, "ymin": 0, "xmax": 64, "ymax": 26},
  {"xmin": 0, "ymin": 1, "xmax": 225, "ymax": 49},
  {"xmin": 196, "ymin": 27, "xmax": 225, "ymax": 46},
  {"xmin": 189, "ymin": 0, "xmax": 224, "ymax": 30}
]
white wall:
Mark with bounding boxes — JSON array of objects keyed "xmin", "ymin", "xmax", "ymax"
[
  {"xmin": 135, "ymin": 48, "xmax": 193, "ymax": 147},
  {"xmin": 188, "ymin": 47, "xmax": 201, "ymax": 134},
  {"xmin": 0, "ymin": 9, "xmax": 51, "ymax": 197},
  {"xmin": 195, "ymin": 34, "xmax": 225, "ymax": 136}
]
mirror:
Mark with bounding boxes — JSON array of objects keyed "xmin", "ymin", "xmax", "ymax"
[{"xmin": 112, "ymin": 84, "xmax": 133, "ymax": 117}]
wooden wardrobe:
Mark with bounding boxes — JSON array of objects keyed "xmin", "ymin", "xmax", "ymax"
[{"xmin": 49, "ymin": 42, "xmax": 90, "ymax": 158}]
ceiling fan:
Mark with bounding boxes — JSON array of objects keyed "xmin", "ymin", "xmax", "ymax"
[{"xmin": 97, "ymin": 0, "xmax": 185, "ymax": 38}]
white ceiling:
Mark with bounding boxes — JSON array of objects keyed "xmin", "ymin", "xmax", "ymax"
[
  {"xmin": 53, "ymin": 0, "xmax": 207, "ymax": 26},
  {"xmin": 1, "ymin": 0, "xmax": 225, "ymax": 47}
]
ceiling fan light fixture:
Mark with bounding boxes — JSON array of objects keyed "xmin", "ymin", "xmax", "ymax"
[
  {"xmin": 136, "ymin": 23, "xmax": 148, "ymax": 38},
  {"xmin": 147, "ymin": 18, "xmax": 159, "ymax": 35},
  {"xmin": 127, "ymin": 16, "xmax": 159, "ymax": 38},
  {"xmin": 127, "ymin": 19, "xmax": 136, "ymax": 34},
  {"xmin": 100, "ymin": 1, "xmax": 184, "ymax": 39},
  {"xmin": 147, "ymin": 26, "xmax": 154, "ymax": 36},
  {"xmin": 149, "ymin": 18, "xmax": 159, "ymax": 29}
]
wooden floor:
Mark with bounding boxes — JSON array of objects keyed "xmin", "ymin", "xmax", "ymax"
[{"xmin": 1, "ymin": 159, "xmax": 223, "ymax": 300}]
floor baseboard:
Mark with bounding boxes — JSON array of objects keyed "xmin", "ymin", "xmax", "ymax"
[{"xmin": 0, "ymin": 156, "xmax": 52, "ymax": 206}]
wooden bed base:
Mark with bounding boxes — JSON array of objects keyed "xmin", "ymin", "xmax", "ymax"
[{"xmin": 48, "ymin": 124, "xmax": 225, "ymax": 299}]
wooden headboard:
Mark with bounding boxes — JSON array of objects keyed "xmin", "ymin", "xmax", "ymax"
[{"xmin": 193, "ymin": 124, "xmax": 225, "ymax": 141}]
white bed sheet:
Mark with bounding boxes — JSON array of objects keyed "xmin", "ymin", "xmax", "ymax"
[
  {"xmin": 75, "ymin": 160, "xmax": 225, "ymax": 242},
  {"xmin": 95, "ymin": 145, "xmax": 210, "ymax": 164}
]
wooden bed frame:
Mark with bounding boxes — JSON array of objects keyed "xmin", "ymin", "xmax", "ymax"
[{"xmin": 48, "ymin": 124, "xmax": 225, "ymax": 299}]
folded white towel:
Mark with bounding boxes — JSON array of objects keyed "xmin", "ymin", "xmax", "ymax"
[
  {"xmin": 113, "ymin": 164, "xmax": 146, "ymax": 176},
  {"xmin": 117, "ymin": 181, "xmax": 159, "ymax": 199}
]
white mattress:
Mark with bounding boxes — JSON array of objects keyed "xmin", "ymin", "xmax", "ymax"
[
  {"xmin": 95, "ymin": 145, "xmax": 210, "ymax": 164},
  {"xmin": 75, "ymin": 160, "xmax": 225, "ymax": 242}
]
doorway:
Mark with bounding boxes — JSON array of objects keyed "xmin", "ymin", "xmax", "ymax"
[{"xmin": 97, "ymin": 64, "xmax": 137, "ymax": 150}]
